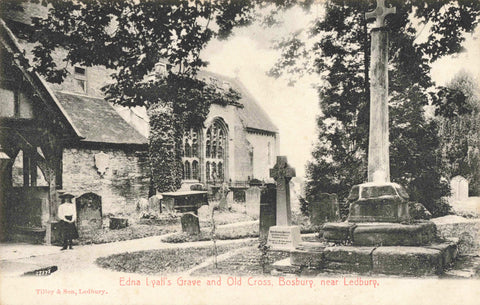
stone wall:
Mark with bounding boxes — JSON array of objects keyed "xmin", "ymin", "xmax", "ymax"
[
  {"xmin": 245, "ymin": 131, "xmax": 277, "ymax": 181},
  {"xmin": 432, "ymin": 215, "xmax": 480, "ymax": 255},
  {"xmin": 233, "ymin": 125, "xmax": 254, "ymax": 182},
  {"xmin": 62, "ymin": 146, "xmax": 150, "ymax": 217}
]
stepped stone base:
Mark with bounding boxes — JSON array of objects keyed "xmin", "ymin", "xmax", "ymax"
[
  {"xmin": 372, "ymin": 245, "xmax": 453, "ymax": 276},
  {"xmin": 323, "ymin": 222, "xmax": 357, "ymax": 243},
  {"xmin": 323, "ymin": 221, "xmax": 437, "ymax": 246},
  {"xmin": 290, "ymin": 242, "xmax": 326, "ymax": 267},
  {"xmin": 272, "ymin": 258, "xmax": 302, "ymax": 274},
  {"xmin": 272, "ymin": 239, "xmax": 458, "ymax": 277}
]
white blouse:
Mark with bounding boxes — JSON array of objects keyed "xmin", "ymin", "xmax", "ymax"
[{"xmin": 58, "ymin": 203, "xmax": 77, "ymax": 222}]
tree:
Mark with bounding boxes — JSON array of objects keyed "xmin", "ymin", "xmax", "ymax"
[
  {"xmin": 270, "ymin": 0, "xmax": 479, "ymax": 214},
  {"xmin": 1, "ymin": 0, "xmax": 307, "ymax": 192},
  {"xmin": 437, "ymin": 71, "xmax": 480, "ymax": 196}
]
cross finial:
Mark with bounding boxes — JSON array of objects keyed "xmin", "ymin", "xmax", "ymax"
[
  {"xmin": 270, "ymin": 156, "xmax": 296, "ymax": 181},
  {"xmin": 365, "ymin": 0, "xmax": 396, "ymax": 28}
]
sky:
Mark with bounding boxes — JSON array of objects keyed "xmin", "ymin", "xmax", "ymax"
[{"xmin": 202, "ymin": 5, "xmax": 480, "ymax": 179}]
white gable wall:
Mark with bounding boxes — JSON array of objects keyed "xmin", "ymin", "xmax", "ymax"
[{"xmin": 246, "ymin": 131, "xmax": 278, "ymax": 182}]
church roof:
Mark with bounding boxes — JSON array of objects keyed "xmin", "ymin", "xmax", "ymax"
[
  {"xmin": 197, "ymin": 71, "xmax": 279, "ymax": 134},
  {"xmin": 54, "ymin": 91, "xmax": 148, "ymax": 145}
]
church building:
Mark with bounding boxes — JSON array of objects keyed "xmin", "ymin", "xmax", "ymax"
[{"xmin": 0, "ymin": 4, "xmax": 279, "ymax": 244}]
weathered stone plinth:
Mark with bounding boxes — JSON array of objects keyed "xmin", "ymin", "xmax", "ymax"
[
  {"xmin": 353, "ymin": 221, "xmax": 436, "ymax": 246},
  {"xmin": 323, "ymin": 246, "xmax": 376, "ymax": 273},
  {"xmin": 371, "ymin": 244, "xmax": 456, "ymax": 276},
  {"xmin": 347, "ymin": 182, "xmax": 410, "ymax": 223},
  {"xmin": 323, "ymin": 222, "xmax": 357, "ymax": 243},
  {"xmin": 322, "ymin": 221, "xmax": 436, "ymax": 246},
  {"xmin": 290, "ymin": 242, "xmax": 325, "ymax": 267},
  {"xmin": 274, "ymin": 239, "xmax": 458, "ymax": 276}
]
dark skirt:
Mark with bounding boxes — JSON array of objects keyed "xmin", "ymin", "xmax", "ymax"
[{"xmin": 60, "ymin": 220, "xmax": 79, "ymax": 240}]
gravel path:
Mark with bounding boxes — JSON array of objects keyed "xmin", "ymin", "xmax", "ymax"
[{"xmin": 0, "ymin": 221, "xmax": 258, "ymax": 277}]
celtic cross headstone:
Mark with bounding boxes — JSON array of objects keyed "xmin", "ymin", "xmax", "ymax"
[{"xmin": 267, "ymin": 156, "xmax": 301, "ymax": 250}]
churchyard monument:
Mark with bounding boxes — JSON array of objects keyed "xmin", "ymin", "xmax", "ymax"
[{"xmin": 266, "ymin": 156, "xmax": 301, "ymax": 250}]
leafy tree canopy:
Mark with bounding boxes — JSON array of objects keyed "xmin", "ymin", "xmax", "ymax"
[
  {"xmin": 1, "ymin": 0, "xmax": 312, "ymax": 105},
  {"xmin": 1, "ymin": 0, "xmax": 316, "ymax": 125},
  {"xmin": 437, "ymin": 71, "xmax": 480, "ymax": 196},
  {"xmin": 269, "ymin": 0, "xmax": 479, "ymax": 213}
]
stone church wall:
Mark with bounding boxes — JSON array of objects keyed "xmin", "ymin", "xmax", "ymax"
[
  {"xmin": 233, "ymin": 125, "xmax": 254, "ymax": 182},
  {"xmin": 62, "ymin": 146, "xmax": 150, "ymax": 217},
  {"xmin": 246, "ymin": 132, "xmax": 277, "ymax": 181}
]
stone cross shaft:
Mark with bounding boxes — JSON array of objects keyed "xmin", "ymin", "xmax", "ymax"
[
  {"xmin": 270, "ymin": 156, "xmax": 296, "ymax": 226},
  {"xmin": 365, "ymin": 0, "xmax": 396, "ymax": 28},
  {"xmin": 365, "ymin": 0, "xmax": 396, "ymax": 183}
]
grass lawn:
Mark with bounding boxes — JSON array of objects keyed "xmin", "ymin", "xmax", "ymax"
[
  {"xmin": 161, "ymin": 221, "xmax": 259, "ymax": 243},
  {"xmin": 161, "ymin": 210, "xmax": 316, "ymax": 244},
  {"xmin": 77, "ymin": 202, "xmax": 255, "ymax": 245},
  {"xmin": 95, "ymin": 240, "xmax": 256, "ymax": 274},
  {"xmin": 77, "ymin": 223, "xmax": 181, "ymax": 245},
  {"xmin": 191, "ymin": 246, "xmax": 290, "ymax": 276},
  {"xmin": 198, "ymin": 203, "xmax": 256, "ymax": 226}
]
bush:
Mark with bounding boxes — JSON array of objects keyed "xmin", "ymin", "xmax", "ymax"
[
  {"xmin": 428, "ymin": 198, "xmax": 453, "ymax": 218},
  {"xmin": 408, "ymin": 202, "xmax": 432, "ymax": 220},
  {"xmin": 299, "ymin": 196, "xmax": 309, "ymax": 217}
]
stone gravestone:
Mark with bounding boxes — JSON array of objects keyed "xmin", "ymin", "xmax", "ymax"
[
  {"xmin": 181, "ymin": 212, "xmax": 200, "ymax": 235},
  {"xmin": 307, "ymin": 193, "xmax": 339, "ymax": 226},
  {"xmin": 110, "ymin": 217, "xmax": 128, "ymax": 229},
  {"xmin": 76, "ymin": 192, "xmax": 102, "ymax": 235},
  {"xmin": 148, "ymin": 194, "xmax": 162, "ymax": 213},
  {"xmin": 218, "ymin": 182, "xmax": 230, "ymax": 210},
  {"xmin": 259, "ymin": 184, "xmax": 276, "ymax": 241},
  {"xmin": 245, "ymin": 186, "xmax": 261, "ymax": 218},
  {"xmin": 267, "ymin": 156, "xmax": 301, "ymax": 250},
  {"xmin": 450, "ymin": 176, "xmax": 469, "ymax": 202},
  {"xmin": 226, "ymin": 191, "xmax": 234, "ymax": 206},
  {"xmin": 162, "ymin": 196, "xmax": 175, "ymax": 213}
]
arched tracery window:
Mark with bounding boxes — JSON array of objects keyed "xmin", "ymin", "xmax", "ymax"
[
  {"xmin": 205, "ymin": 119, "xmax": 228, "ymax": 183},
  {"xmin": 182, "ymin": 128, "xmax": 200, "ymax": 180},
  {"xmin": 206, "ymin": 131, "xmax": 211, "ymax": 158},
  {"xmin": 192, "ymin": 160, "xmax": 199, "ymax": 180},
  {"xmin": 206, "ymin": 161, "xmax": 210, "ymax": 180},
  {"xmin": 211, "ymin": 162, "xmax": 217, "ymax": 181},
  {"xmin": 185, "ymin": 143, "xmax": 191, "ymax": 158},
  {"xmin": 184, "ymin": 161, "xmax": 191, "ymax": 180},
  {"xmin": 218, "ymin": 162, "xmax": 223, "ymax": 180}
]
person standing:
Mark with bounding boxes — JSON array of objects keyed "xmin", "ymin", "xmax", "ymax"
[{"xmin": 57, "ymin": 193, "xmax": 78, "ymax": 250}]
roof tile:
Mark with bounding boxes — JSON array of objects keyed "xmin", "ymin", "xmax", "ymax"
[{"xmin": 54, "ymin": 91, "xmax": 148, "ymax": 145}]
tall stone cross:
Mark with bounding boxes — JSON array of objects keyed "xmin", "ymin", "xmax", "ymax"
[
  {"xmin": 270, "ymin": 156, "xmax": 296, "ymax": 226},
  {"xmin": 365, "ymin": 0, "xmax": 396, "ymax": 183},
  {"xmin": 365, "ymin": 0, "xmax": 396, "ymax": 28}
]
